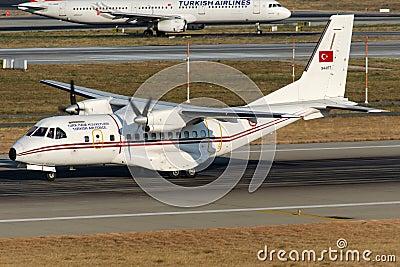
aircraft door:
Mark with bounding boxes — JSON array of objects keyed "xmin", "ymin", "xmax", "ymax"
[
  {"xmin": 92, "ymin": 129, "xmax": 104, "ymax": 149},
  {"xmin": 131, "ymin": 4, "xmax": 137, "ymax": 13},
  {"xmin": 198, "ymin": 5, "xmax": 205, "ymax": 15},
  {"xmin": 253, "ymin": 0, "xmax": 260, "ymax": 14},
  {"xmin": 59, "ymin": 2, "xmax": 67, "ymax": 16},
  {"xmin": 204, "ymin": 119, "xmax": 223, "ymax": 155}
]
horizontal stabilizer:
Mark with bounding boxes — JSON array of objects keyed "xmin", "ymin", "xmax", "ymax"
[
  {"xmin": 323, "ymin": 105, "xmax": 387, "ymax": 113},
  {"xmin": 311, "ymin": 99, "xmax": 388, "ymax": 113}
]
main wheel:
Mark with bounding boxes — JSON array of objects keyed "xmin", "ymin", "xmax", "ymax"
[
  {"xmin": 168, "ymin": 170, "xmax": 181, "ymax": 179},
  {"xmin": 143, "ymin": 29, "xmax": 153, "ymax": 37},
  {"xmin": 156, "ymin": 30, "xmax": 166, "ymax": 37},
  {"xmin": 45, "ymin": 172, "xmax": 56, "ymax": 182},
  {"xmin": 256, "ymin": 29, "xmax": 263, "ymax": 35},
  {"xmin": 184, "ymin": 169, "xmax": 197, "ymax": 178}
]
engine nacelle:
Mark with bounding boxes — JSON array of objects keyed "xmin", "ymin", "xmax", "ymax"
[
  {"xmin": 186, "ymin": 23, "xmax": 205, "ymax": 30},
  {"xmin": 65, "ymin": 98, "xmax": 113, "ymax": 115},
  {"xmin": 146, "ymin": 108, "xmax": 187, "ymax": 132},
  {"xmin": 157, "ymin": 19, "xmax": 186, "ymax": 33}
]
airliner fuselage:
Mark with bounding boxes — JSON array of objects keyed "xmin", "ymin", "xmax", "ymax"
[{"xmin": 18, "ymin": 0, "xmax": 291, "ymax": 35}]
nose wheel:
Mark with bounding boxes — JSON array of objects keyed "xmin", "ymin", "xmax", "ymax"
[
  {"xmin": 45, "ymin": 172, "xmax": 56, "ymax": 182},
  {"xmin": 255, "ymin": 22, "xmax": 263, "ymax": 35}
]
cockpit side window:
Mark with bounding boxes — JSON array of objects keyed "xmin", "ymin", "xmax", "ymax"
[
  {"xmin": 32, "ymin": 127, "xmax": 48, "ymax": 137},
  {"xmin": 55, "ymin": 128, "xmax": 67, "ymax": 139},
  {"xmin": 26, "ymin": 126, "xmax": 38, "ymax": 136},
  {"xmin": 47, "ymin": 128, "xmax": 55, "ymax": 139}
]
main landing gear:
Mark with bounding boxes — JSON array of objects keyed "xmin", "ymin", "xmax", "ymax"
[
  {"xmin": 143, "ymin": 29, "xmax": 154, "ymax": 37},
  {"xmin": 143, "ymin": 29, "xmax": 166, "ymax": 37},
  {"xmin": 159, "ymin": 169, "xmax": 197, "ymax": 179}
]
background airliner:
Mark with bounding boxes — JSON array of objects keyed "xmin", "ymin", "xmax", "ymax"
[{"xmin": 18, "ymin": 0, "xmax": 292, "ymax": 36}]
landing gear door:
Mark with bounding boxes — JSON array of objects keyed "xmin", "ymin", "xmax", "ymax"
[
  {"xmin": 253, "ymin": 0, "xmax": 260, "ymax": 14},
  {"xmin": 59, "ymin": 2, "xmax": 67, "ymax": 16}
]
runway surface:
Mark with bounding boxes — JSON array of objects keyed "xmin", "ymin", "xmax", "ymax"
[
  {"xmin": 0, "ymin": 41, "xmax": 399, "ymax": 64},
  {"xmin": 1, "ymin": 140, "xmax": 400, "ymax": 238}
]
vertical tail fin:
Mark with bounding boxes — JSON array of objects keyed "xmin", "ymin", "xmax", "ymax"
[{"xmin": 263, "ymin": 15, "xmax": 354, "ymax": 104}]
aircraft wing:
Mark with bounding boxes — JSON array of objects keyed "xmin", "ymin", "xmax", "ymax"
[
  {"xmin": 40, "ymin": 80, "xmax": 299, "ymax": 120},
  {"xmin": 102, "ymin": 11, "xmax": 180, "ymax": 21},
  {"xmin": 40, "ymin": 80, "xmax": 130, "ymax": 106},
  {"xmin": 180, "ymin": 107, "xmax": 300, "ymax": 119},
  {"xmin": 40, "ymin": 79, "xmax": 183, "ymax": 108}
]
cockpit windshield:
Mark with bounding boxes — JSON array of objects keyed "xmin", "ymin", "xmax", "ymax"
[
  {"xmin": 26, "ymin": 126, "xmax": 67, "ymax": 139},
  {"xmin": 26, "ymin": 126, "xmax": 38, "ymax": 136},
  {"xmin": 269, "ymin": 2, "xmax": 282, "ymax": 8},
  {"xmin": 47, "ymin": 128, "xmax": 55, "ymax": 139},
  {"xmin": 55, "ymin": 128, "xmax": 67, "ymax": 139},
  {"xmin": 32, "ymin": 127, "xmax": 48, "ymax": 137}
]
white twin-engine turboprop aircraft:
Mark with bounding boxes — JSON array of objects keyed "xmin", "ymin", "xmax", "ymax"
[
  {"xmin": 18, "ymin": 0, "xmax": 291, "ymax": 36},
  {"xmin": 9, "ymin": 15, "xmax": 385, "ymax": 181}
]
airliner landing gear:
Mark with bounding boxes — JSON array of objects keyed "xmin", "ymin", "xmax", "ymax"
[
  {"xmin": 156, "ymin": 30, "xmax": 166, "ymax": 37},
  {"xmin": 255, "ymin": 22, "xmax": 263, "ymax": 35},
  {"xmin": 45, "ymin": 172, "xmax": 56, "ymax": 182},
  {"xmin": 143, "ymin": 29, "xmax": 154, "ymax": 37}
]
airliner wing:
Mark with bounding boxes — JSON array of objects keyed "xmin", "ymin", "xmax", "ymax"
[{"xmin": 103, "ymin": 11, "xmax": 179, "ymax": 21}]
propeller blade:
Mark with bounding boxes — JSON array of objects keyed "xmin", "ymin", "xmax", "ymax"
[
  {"xmin": 142, "ymin": 98, "xmax": 152, "ymax": 117},
  {"xmin": 70, "ymin": 80, "xmax": 77, "ymax": 105},
  {"xmin": 129, "ymin": 97, "xmax": 142, "ymax": 117}
]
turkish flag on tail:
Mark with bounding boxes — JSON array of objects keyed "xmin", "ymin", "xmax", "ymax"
[{"xmin": 319, "ymin": 51, "xmax": 333, "ymax": 62}]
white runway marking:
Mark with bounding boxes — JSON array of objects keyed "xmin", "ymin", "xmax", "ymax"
[
  {"xmin": 1, "ymin": 201, "xmax": 400, "ymax": 223},
  {"xmin": 276, "ymin": 144, "xmax": 400, "ymax": 152}
]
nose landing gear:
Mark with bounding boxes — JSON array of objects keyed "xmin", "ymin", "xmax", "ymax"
[
  {"xmin": 45, "ymin": 172, "xmax": 56, "ymax": 182},
  {"xmin": 255, "ymin": 22, "xmax": 263, "ymax": 35}
]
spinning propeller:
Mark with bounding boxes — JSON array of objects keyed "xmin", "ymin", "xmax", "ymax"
[
  {"xmin": 59, "ymin": 80, "xmax": 81, "ymax": 115},
  {"xmin": 129, "ymin": 97, "xmax": 152, "ymax": 130}
]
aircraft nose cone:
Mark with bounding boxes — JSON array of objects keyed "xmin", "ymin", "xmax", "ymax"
[
  {"xmin": 9, "ymin": 142, "xmax": 24, "ymax": 162},
  {"xmin": 9, "ymin": 148, "xmax": 16, "ymax": 161},
  {"xmin": 282, "ymin": 8, "xmax": 292, "ymax": 19}
]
